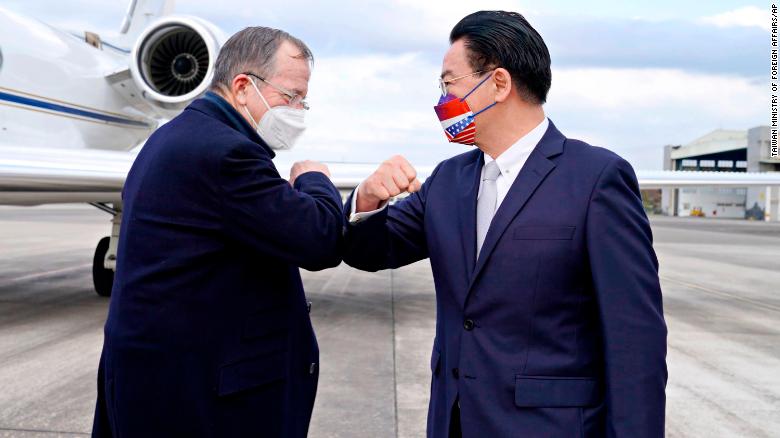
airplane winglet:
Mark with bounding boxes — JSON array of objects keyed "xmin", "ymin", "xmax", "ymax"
[{"xmin": 118, "ymin": 0, "xmax": 175, "ymax": 41}]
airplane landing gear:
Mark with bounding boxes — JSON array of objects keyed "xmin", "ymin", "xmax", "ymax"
[
  {"xmin": 89, "ymin": 202, "xmax": 121, "ymax": 297},
  {"xmin": 92, "ymin": 236, "xmax": 113, "ymax": 297}
]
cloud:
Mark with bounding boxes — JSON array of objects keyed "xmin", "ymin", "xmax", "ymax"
[
  {"xmin": 3, "ymin": 1, "xmax": 764, "ymax": 78},
  {"xmin": 278, "ymin": 52, "xmax": 470, "ymax": 166},
  {"xmin": 1, "ymin": 1, "xmax": 124, "ymax": 35},
  {"xmin": 536, "ymin": 16, "xmax": 764, "ymax": 77},
  {"xmin": 546, "ymin": 67, "xmax": 765, "ymax": 168},
  {"xmin": 171, "ymin": 1, "xmax": 766, "ymax": 78},
  {"xmin": 3, "ymin": 1, "xmax": 767, "ymax": 172},
  {"xmin": 284, "ymin": 52, "xmax": 766, "ymax": 172},
  {"xmin": 699, "ymin": 6, "xmax": 768, "ymax": 32}
]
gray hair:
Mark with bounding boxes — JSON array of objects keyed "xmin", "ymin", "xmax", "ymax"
[{"xmin": 210, "ymin": 27, "xmax": 313, "ymax": 91}]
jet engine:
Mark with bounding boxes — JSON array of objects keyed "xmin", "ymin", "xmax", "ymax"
[{"xmin": 129, "ymin": 16, "xmax": 221, "ymax": 110}]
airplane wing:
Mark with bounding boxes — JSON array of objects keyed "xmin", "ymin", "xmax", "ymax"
[
  {"xmin": 273, "ymin": 161, "xmax": 438, "ymax": 193},
  {"xmin": 3, "ymin": 145, "xmax": 780, "ymax": 206},
  {"xmin": 0, "ymin": 146, "xmax": 131, "ymax": 206},
  {"xmin": 636, "ymin": 170, "xmax": 780, "ymax": 189},
  {"xmin": 0, "ymin": 147, "xmax": 432, "ymax": 206}
]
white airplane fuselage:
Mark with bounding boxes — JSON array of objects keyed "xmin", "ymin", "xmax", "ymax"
[
  {"xmin": 0, "ymin": 2, "xmax": 226, "ymax": 295},
  {"xmin": 0, "ymin": 7, "xmax": 157, "ymax": 153}
]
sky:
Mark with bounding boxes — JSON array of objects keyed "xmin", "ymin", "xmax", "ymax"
[{"xmin": 3, "ymin": 0, "xmax": 769, "ymax": 170}]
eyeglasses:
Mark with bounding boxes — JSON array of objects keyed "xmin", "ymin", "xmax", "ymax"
[
  {"xmin": 244, "ymin": 72, "xmax": 310, "ymax": 110},
  {"xmin": 438, "ymin": 70, "xmax": 485, "ymax": 96}
]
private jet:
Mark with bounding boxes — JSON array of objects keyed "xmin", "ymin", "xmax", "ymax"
[{"xmin": 1, "ymin": 1, "xmax": 779, "ymax": 297}]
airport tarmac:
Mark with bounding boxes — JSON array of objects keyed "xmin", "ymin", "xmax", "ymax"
[{"xmin": 0, "ymin": 205, "xmax": 778, "ymax": 437}]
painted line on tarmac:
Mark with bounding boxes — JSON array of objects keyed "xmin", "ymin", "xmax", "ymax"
[
  {"xmin": 0, "ymin": 426, "xmax": 89, "ymax": 436},
  {"xmin": 3, "ymin": 264, "xmax": 91, "ymax": 284},
  {"xmin": 661, "ymin": 275, "xmax": 780, "ymax": 313}
]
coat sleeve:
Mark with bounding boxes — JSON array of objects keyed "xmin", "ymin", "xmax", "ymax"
[
  {"xmin": 342, "ymin": 162, "xmax": 443, "ymax": 272},
  {"xmin": 218, "ymin": 142, "xmax": 343, "ymax": 271},
  {"xmin": 585, "ymin": 156, "xmax": 668, "ymax": 437}
]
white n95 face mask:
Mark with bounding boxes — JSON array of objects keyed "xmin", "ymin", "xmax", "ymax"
[{"xmin": 243, "ymin": 78, "xmax": 306, "ymax": 150}]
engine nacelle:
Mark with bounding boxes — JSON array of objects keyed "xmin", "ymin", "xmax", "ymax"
[{"xmin": 129, "ymin": 16, "xmax": 222, "ymax": 110}]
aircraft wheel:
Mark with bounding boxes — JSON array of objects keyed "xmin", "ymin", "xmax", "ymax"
[{"xmin": 93, "ymin": 236, "xmax": 114, "ymax": 297}]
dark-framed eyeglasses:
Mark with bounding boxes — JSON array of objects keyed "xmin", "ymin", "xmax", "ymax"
[{"xmin": 243, "ymin": 72, "xmax": 310, "ymax": 110}]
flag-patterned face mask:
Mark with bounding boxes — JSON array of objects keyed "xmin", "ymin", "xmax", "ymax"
[{"xmin": 433, "ymin": 74, "xmax": 497, "ymax": 145}]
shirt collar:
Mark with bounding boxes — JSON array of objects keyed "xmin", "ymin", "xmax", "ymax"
[{"xmin": 484, "ymin": 117, "xmax": 549, "ymax": 176}]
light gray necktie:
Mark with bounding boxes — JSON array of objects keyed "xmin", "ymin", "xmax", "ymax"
[{"xmin": 476, "ymin": 160, "xmax": 501, "ymax": 260}]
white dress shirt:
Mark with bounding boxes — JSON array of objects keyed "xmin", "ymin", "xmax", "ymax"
[
  {"xmin": 349, "ymin": 117, "xmax": 550, "ymax": 223},
  {"xmin": 478, "ymin": 117, "xmax": 548, "ymax": 210}
]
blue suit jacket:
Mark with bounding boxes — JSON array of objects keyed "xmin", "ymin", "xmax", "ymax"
[
  {"xmin": 344, "ymin": 120, "xmax": 667, "ymax": 437},
  {"xmin": 92, "ymin": 93, "xmax": 343, "ymax": 437}
]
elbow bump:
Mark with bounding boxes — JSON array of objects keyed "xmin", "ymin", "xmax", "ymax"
[{"xmin": 314, "ymin": 237, "xmax": 343, "ymax": 270}]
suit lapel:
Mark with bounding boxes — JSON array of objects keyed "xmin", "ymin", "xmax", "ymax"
[
  {"xmin": 457, "ymin": 151, "xmax": 484, "ymax": 286},
  {"xmin": 465, "ymin": 121, "xmax": 566, "ymax": 296}
]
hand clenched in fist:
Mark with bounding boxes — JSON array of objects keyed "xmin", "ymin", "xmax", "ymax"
[
  {"xmin": 356, "ymin": 155, "xmax": 421, "ymax": 212},
  {"xmin": 290, "ymin": 160, "xmax": 331, "ymax": 186}
]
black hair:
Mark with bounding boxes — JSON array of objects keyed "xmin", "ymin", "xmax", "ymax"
[{"xmin": 450, "ymin": 11, "xmax": 551, "ymax": 104}]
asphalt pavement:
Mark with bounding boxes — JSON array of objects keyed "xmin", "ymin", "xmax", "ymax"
[{"xmin": 0, "ymin": 206, "xmax": 778, "ymax": 437}]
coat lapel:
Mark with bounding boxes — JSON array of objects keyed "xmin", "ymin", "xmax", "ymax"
[
  {"xmin": 465, "ymin": 120, "xmax": 566, "ymax": 296},
  {"xmin": 457, "ymin": 151, "xmax": 484, "ymax": 285}
]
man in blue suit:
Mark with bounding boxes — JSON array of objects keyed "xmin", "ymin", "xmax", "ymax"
[
  {"xmin": 92, "ymin": 27, "xmax": 343, "ymax": 437},
  {"xmin": 344, "ymin": 11, "xmax": 667, "ymax": 438}
]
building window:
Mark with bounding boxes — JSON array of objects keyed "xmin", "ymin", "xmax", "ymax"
[{"xmin": 700, "ymin": 160, "xmax": 716, "ymax": 168}]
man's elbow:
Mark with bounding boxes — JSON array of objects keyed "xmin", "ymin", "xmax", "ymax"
[
  {"xmin": 301, "ymin": 228, "xmax": 343, "ymax": 271},
  {"xmin": 343, "ymin": 256, "xmax": 381, "ymax": 273},
  {"xmin": 342, "ymin": 240, "xmax": 387, "ymax": 272},
  {"xmin": 339, "ymin": 219, "xmax": 390, "ymax": 272},
  {"xmin": 310, "ymin": 243, "xmax": 343, "ymax": 271},
  {"xmin": 302, "ymin": 255, "xmax": 342, "ymax": 272}
]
